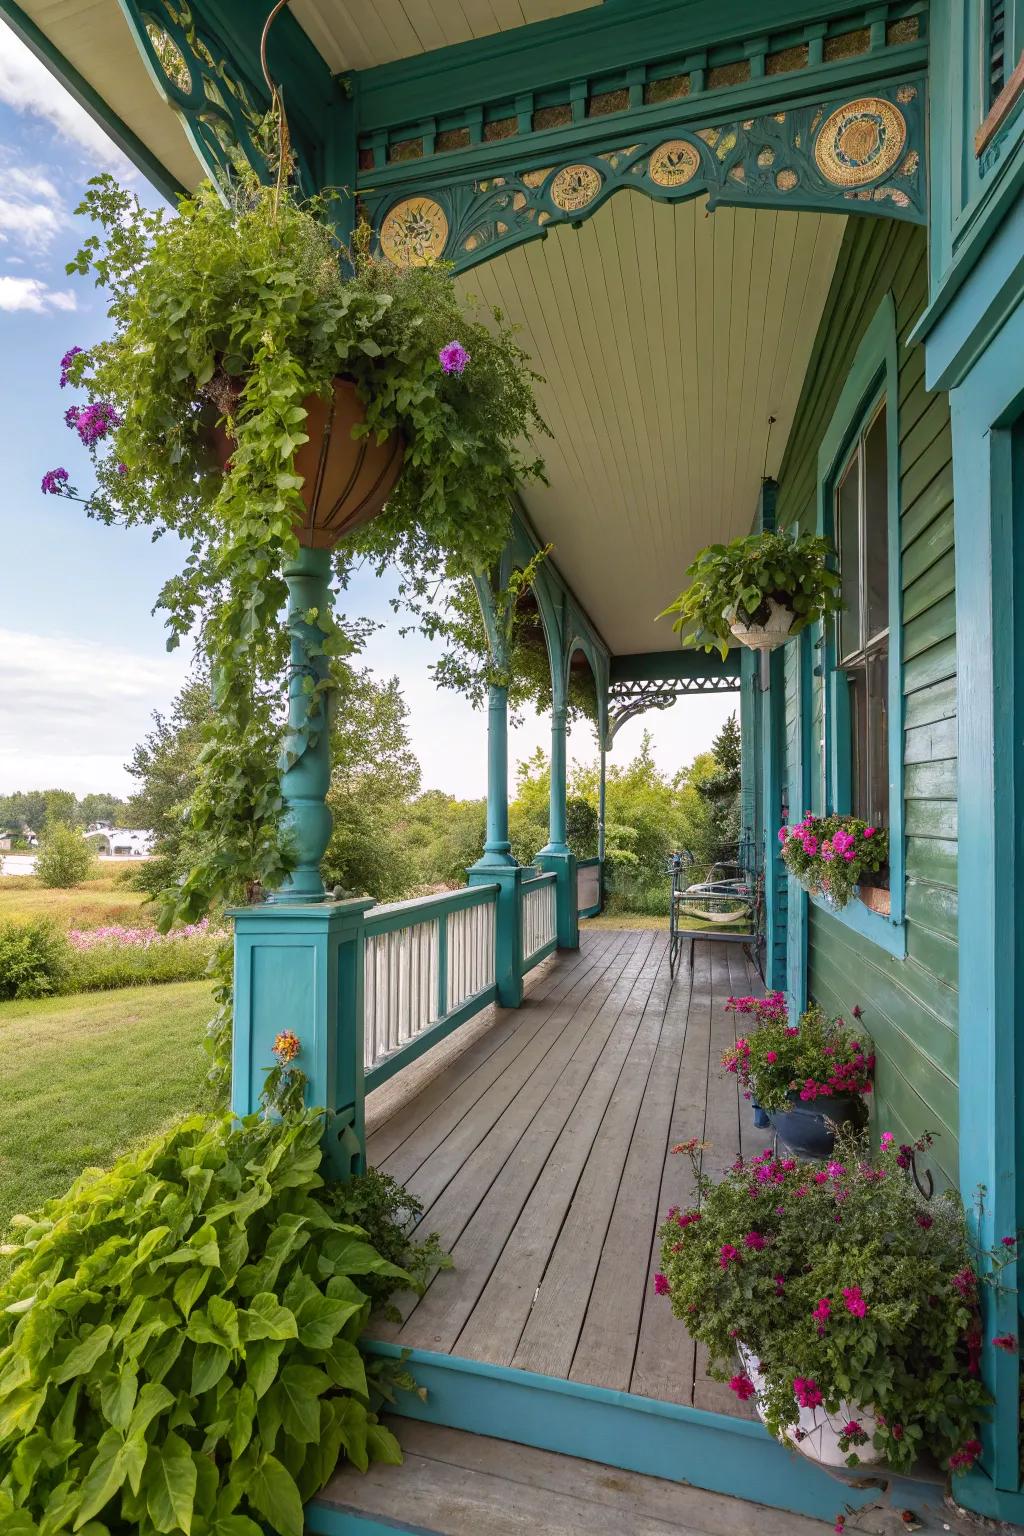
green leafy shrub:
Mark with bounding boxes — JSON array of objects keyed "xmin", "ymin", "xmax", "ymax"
[
  {"xmin": 0, "ymin": 1111, "xmax": 411, "ymax": 1535},
  {"xmin": 320, "ymin": 1169, "xmax": 451, "ymax": 1320},
  {"xmin": 64, "ymin": 935, "xmax": 220, "ymax": 993},
  {"xmin": 34, "ymin": 824, "xmax": 96, "ymax": 889},
  {"xmin": 655, "ymin": 1131, "xmax": 998, "ymax": 1476},
  {"xmin": 660, "ymin": 529, "xmax": 843, "ymax": 656},
  {"xmin": 0, "ymin": 919, "xmax": 69, "ymax": 1000}
]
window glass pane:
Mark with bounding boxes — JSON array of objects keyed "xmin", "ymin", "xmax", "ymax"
[
  {"xmin": 837, "ymin": 453, "xmax": 861, "ymax": 659},
  {"xmin": 863, "ymin": 404, "xmax": 889, "ymax": 641},
  {"xmin": 864, "ymin": 645, "xmax": 889, "ymax": 828}
]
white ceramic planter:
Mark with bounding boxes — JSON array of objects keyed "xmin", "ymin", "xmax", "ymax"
[
  {"xmin": 737, "ymin": 1345, "xmax": 881, "ymax": 1468},
  {"xmin": 729, "ymin": 597, "xmax": 795, "ymax": 652}
]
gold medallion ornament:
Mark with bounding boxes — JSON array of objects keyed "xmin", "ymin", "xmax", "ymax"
[
  {"xmin": 648, "ymin": 139, "xmax": 701, "ymax": 187},
  {"xmin": 379, "ymin": 196, "xmax": 449, "ymax": 267},
  {"xmin": 549, "ymin": 163, "xmax": 602, "ymax": 211},
  {"xmin": 813, "ymin": 96, "xmax": 907, "ymax": 187}
]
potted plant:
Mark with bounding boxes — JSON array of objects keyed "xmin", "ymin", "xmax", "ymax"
[
  {"xmin": 659, "ymin": 529, "xmax": 843, "ymax": 657},
  {"xmin": 722, "ymin": 1002, "xmax": 874, "ymax": 1158},
  {"xmin": 726, "ymin": 991, "xmax": 788, "ymax": 1127},
  {"xmin": 780, "ymin": 815, "xmax": 889, "ymax": 912},
  {"xmin": 43, "ymin": 172, "xmax": 546, "ymax": 915},
  {"xmin": 654, "ymin": 1131, "xmax": 1004, "ymax": 1486}
]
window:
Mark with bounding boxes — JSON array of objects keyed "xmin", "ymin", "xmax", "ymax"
[
  {"xmin": 810, "ymin": 292, "xmax": 905, "ymax": 955},
  {"xmin": 835, "ymin": 401, "xmax": 889, "ymax": 828}
]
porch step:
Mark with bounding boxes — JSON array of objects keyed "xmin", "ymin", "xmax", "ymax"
[{"xmin": 309, "ymin": 1421, "xmax": 924, "ymax": 1535}]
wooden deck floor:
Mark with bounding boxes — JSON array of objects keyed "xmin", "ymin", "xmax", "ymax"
[{"xmin": 367, "ymin": 926, "xmax": 772, "ymax": 1417}]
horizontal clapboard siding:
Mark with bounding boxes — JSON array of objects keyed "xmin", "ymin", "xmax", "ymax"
[{"xmin": 775, "ymin": 220, "xmax": 958, "ymax": 1189}]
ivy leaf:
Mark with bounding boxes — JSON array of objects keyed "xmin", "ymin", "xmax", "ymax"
[{"xmin": 366, "ymin": 1421, "xmax": 403, "ymax": 1466}]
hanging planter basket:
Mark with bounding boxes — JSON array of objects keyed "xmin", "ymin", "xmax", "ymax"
[
  {"xmin": 728, "ymin": 597, "xmax": 796, "ymax": 652},
  {"xmin": 738, "ymin": 1346, "xmax": 882, "ymax": 1469},
  {"xmin": 207, "ymin": 376, "xmax": 404, "ymax": 550}
]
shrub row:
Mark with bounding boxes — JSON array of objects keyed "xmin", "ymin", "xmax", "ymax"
[{"xmin": 0, "ymin": 918, "xmax": 225, "ymax": 1001}]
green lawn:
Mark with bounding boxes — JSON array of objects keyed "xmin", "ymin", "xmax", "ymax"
[
  {"xmin": 1, "ymin": 980, "xmax": 214, "ymax": 1233},
  {"xmin": 584, "ymin": 912, "xmax": 667, "ymax": 930},
  {"xmin": 0, "ymin": 872, "xmax": 151, "ymax": 928}
]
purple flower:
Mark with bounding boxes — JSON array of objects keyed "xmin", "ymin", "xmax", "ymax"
[
  {"xmin": 73, "ymin": 400, "xmax": 121, "ymax": 446},
  {"xmin": 64, "ymin": 405, "xmax": 80, "ymax": 429},
  {"xmin": 653, "ymin": 1272, "xmax": 669, "ymax": 1296},
  {"xmin": 41, "ymin": 467, "xmax": 69, "ymax": 495},
  {"xmin": 439, "ymin": 340, "xmax": 470, "ymax": 375},
  {"xmin": 59, "ymin": 345, "xmax": 83, "ymax": 388},
  {"xmin": 116, "ymin": 462, "xmax": 128, "ymax": 475}
]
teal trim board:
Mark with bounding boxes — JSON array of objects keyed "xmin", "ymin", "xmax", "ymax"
[
  {"xmin": 306, "ymin": 1511, "xmax": 434, "ymax": 1536},
  {"xmin": 353, "ymin": 1342, "xmax": 879, "ymax": 1524}
]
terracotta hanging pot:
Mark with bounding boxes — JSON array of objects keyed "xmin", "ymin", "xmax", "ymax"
[
  {"xmin": 206, "ymin": 376, "xmax": 404, "ymax": 549},
  {"xmin": 728, "ymin": 597, "xmax": 796, "ymax": 652}
]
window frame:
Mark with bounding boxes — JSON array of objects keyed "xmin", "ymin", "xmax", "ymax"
[{"xmin": 812, "ymin": 293, "xmax": 906, "ymax": 958}]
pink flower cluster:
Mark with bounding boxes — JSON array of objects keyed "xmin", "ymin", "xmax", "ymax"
[
  {"xmin": 726, "ymin": 991, "xmax": 787, "ymax": 1026},
  {"xmin": 797, "ymin": 1036, "xmax": 874, "ymax": 1102},
  {"xmin": 793, "ymin": 1376, "xmax": 823, "ymax": 1409},
  {"xmin": 68, "ymin": 917, "xmax": 225, "ymax": 951},
  {"xmin": 729, "ymin": 1373, "xmax": 756, "ymax": 1402}
]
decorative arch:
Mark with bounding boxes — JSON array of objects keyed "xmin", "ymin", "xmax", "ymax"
[{"xmin": 368, "ymin": 80, "xmax": 925, "ymax": 275}]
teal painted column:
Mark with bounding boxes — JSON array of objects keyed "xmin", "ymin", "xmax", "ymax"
[
  {"xmin": 538, "ymin": 697, "xmax": 578, "ymax": 949},
  {"xmin": 760, "ymin": 647, "xmax": 787, "ymax": 991},
  {"xmin": 474, "ymin": 682, "xmax": 515, "ymax": 868},
  {"xmin": 271, "ymin": 545, "xmax": 333, "ymax": 904}
]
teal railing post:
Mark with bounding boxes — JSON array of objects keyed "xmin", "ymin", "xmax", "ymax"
[
  {"xmin": 230, "ymin": 544, "xmax": 371, "ymax": 1177},
  {"xmin": 537, "ymin": 695, "xmax": 579, "ymax": 950},
  {"xmin": 597, "ymin": 738, "xmax": 607, "ymax": 912}
]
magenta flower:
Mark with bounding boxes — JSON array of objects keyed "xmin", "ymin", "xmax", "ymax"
[
  {"xmin": 949, "ymin": 1439, "xmax": 982, "ymax": 1472},
  {"xmin": 793, "ymin": 1377, "xmax": 823, "ymax": 1409},
  {"xmin": 729, "ymin": 1373, "xmax": 756, "ymax": 1402},
  {"xmin": 743, "ymin": 1231, "xmax": 766, "ymax": 1251},
  {"xmin": 863, "ymin": 826, "xmax": 875, "ymax": 837},
  {"xmin": 439, "ymin": 340, "xmax": 470, "ymax": 375},
  {"xmin": 842, "ymin": 1285, "xmax": 868, "ymax": 1318},
  {"xmin": 59, "ymin": 345, "xmax": 82, "ymax": 387},
  {"xmin": 764, "ymin": 1049, "xmax": 777, "ymax": 1064},
  {"xmin": 70, "ymin": 400, "xmax": 121, "ymax": 446},
  {"xmin": 915, "ymin": 1212, "xmax": 933, "ymax": 1228},
  {"xmin": 993, "ymin": 1334, "xmax": 1018, "ymax": 1352},
  {"xmin": 778, "ymin": 826, "xmax": 788, "ymax": 843},
  {"xmin": 880, "ymin": 1132, "xmax": 894, "ymax": 1147},
  {"xmin": 653, "ymin": 1272, "xmax": 670, "ymax": 1296},
  {"xmin": 813, "ymin": 1297, "xmax": 831, "ymax": 1325},
  {"xmin": 842, "ymin": 1421, "xmax": 864, "ymax": 1439},
  {"xmin": 117, "ymin": 461, "xmax": 128, "ymax": 475},
  {"xmin": 827, "ymin": 1161, "xmax": 846, "ymax": 1181},
  {"xmin": 41, "ymin": 467, "xmax": 69, "ymax": 495},
  {"xmin": 719, "ymin": 1244, "xmax": 741, "ymax": 1270},
  {"xmin": 64, "ymin": 405, "xmax": 80, "ymax": 428},
  {"xmin": 1001, "ymin": 1236, "xmax": 1017, "ymax": 1248}
]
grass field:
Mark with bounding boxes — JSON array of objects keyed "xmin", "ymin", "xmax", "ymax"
[
  {"xmin": 0, "ymin": 872, "xmax": 151, "ymax": 928},
  {"xmin": 583, "ymin": 912, "xmax": 666, "ymax": 930},
  {"xmin": 0, "ymin": 980, "xmax": 214, "ymax": 1232}
]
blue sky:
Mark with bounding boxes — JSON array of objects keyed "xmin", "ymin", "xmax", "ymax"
[{"xmin": 0, "ymin": 21, "xmax": 731, "ymax": 801}]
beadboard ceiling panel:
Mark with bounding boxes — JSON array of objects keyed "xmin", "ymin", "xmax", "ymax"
[
  {"xmin": 291, "ymin": 0, "xmax": 601, "ymax": 73},
  {"xmin": 457, "ymin": 196, "xmax": 846, "ymax": 655},
  {"xmin": 4, "ymin": 0, "xmax": 199, "ymax": 193}
]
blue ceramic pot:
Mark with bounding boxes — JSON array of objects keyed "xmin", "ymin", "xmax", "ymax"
[
  {"xmin": 751, "ymin": 1102, "xmax": 771, "ymax": 1129},
  {"xmin": 767, "ymin": 1095, "xmax": 864, "ymax": 1159}
]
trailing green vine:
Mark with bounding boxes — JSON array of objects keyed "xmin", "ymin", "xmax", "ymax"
[{"xmin": 44, "ymin": 172, "xmax": 546, "ymax": 926}]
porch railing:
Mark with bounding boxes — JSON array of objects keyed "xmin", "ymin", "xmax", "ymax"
[
  {"xmin": 521, "ymin": 870, "xmax": 558, "ymax": 971},
  {"xmin": 576, "ymin": 856, "xmax": 601, "ymax": 918},
  {"xmin": 363, "ymin": 884, "xmax": 498, "ymax": 1090}
]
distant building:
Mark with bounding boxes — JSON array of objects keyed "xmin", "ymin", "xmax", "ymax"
[{"xmin": 84, "ymin": 828, "xmax": 154, "ymax": 858}]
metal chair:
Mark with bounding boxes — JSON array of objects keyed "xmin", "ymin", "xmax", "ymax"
[{"xmin": 668, "ymin": 840, "xmax": 765, "ymax": 980}]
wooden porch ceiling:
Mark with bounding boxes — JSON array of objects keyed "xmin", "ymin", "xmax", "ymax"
[
  {"xmin": 459, "ymin": 196, "xmax": 846, "ymax": 656},
  {"xmin": 290, "ymin": 0, "xmax": 602, "ymax": 73},
  {"xmin": 364, "ymin": 926, "xmax": 772, "ymax": 1413}
]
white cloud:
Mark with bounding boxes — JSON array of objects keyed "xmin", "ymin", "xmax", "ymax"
[
  {"xmin": 0, "ymin": 628, "xmax": 192, "ymax": 796},
  {"xmin": 0, "ymin": 195, "xmax": 62, "ymax": 250},
  {"xmin": 0, "ymin": 275, "xmax": 75, "ymax": 311},
  {"xmin": 0, "ymin": 22, "xmax": 134, "ymax": 177}
]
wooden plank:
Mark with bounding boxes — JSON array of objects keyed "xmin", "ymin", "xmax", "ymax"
[
  {"xmin": 452, "ymin": 937, "xmax": 667, "ymax": 1365},
  {"xmin": 906, "ymin": 834, "xmax": 958, "ymax": 886},
  {"xmin": 569, "ymin": 954, "xmax": 696, "ymax": 1392},
  {"xmin": 905, "ymin": 798, "xmax": 958, "ymax": 839},
  {"xmin": 903, "ymin": 549, "xmax": 956, "ymax": 624},
  {"xmin": 367, "ymin": 930, "xmax": 620, "ymax": 1157},
  {"xmin": 905, "ymin": 757, "xmax": 957, "ymax": 800},
  {"xmin": 900, "ymin": 467, "xmax": 953, "ymax": 551},
  {"xmin": 629, "ymin": 944, "xmax": 713, "ymax": 1406},
  {"xmin": 904, "ymin": 715, "xmax": 957, "ymax": 765},
  {"xmin": 900, "ymin": 424, "xmax": 953, "ymax": 515},
  {"xmin": 391, "ymin": 931, "xmax": 643, "ymax": 1201},
  {"xmin": 903, "ymin": 591, "xmax": 956, "ymax": 661},
  {"xmin": 318, "ymin": 1419, "xmax": 838, "ymax": 1536},
  {"xmin": 903, "ymin": 674, "xmax": 956, "ymax": 729},
  {"xmin": 900, "ymin": 391, "xmax": 951, "ymax": 476},
  {"xmin": 905, "ymin": 877, "xmax": 958, "ymax": 939},
  {"xmin": 373, "ymin": 931, "xmax": 636, "ymax": 1180},
  {"xmin": 901, "ymin": 503, "xmax": 954, "ymax": 587},
  {"xmin": 388, "ymin": 936, "xmax": 662, "ymax": 1350},
  {"xmin": 903, "ymin": 635, "xmax": 957, "ymax": 695},
  {"xmin": 512, "ymin": 942, "xmax": 676, "ymax": 1378}
]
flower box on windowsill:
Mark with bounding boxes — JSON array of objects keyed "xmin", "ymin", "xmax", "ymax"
[{"xmin": 858, "ymin": 883, "xmax": 891, "ymax": 917}]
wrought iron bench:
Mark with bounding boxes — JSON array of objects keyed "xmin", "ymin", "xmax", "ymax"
[{"xmin": 668, "ymin": 843, "xmax": 765, "ymax": 980}]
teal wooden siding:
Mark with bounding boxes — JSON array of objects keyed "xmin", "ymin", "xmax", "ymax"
[{"xmin": 775, "ymin": 219, "xmax": 959, "ymax": 1188}]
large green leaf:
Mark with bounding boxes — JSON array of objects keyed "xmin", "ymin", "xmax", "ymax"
[
  {"xmin": 144, "ymin": 1432, "xmax": 197, "ymax": 1536},
  {"xmin": 248, "ymin": 1454, "xmax": 303, "ymax": 1536},
  {"xmin": 74, "ymin": 1430, "xmax": 129, "ymax": 1527}
]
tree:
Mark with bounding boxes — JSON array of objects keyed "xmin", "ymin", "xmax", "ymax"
[
  {"xmin": 36, "ymin": 824, "xmax": 96, "ymax": 888},
  {"xmin": 79, "ymin": 792, "xmax": 128, "ymax": 826},
  {"xmin": 42, "ymin": 790, "xmax": 77, "ymax": 831}
]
